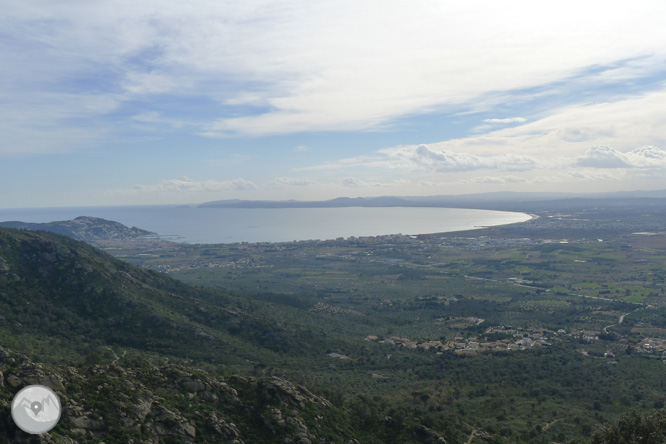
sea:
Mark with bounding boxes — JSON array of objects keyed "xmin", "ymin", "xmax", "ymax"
[{"xmin": 0, "ymin": 205, "xmax": 532, "ymax": 244}]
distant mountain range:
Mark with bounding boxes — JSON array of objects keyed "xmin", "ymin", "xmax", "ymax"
[
  {"xmin": 200, "ymin": 189, "xmax": 666, "ymax": 210},
  {"xmin": 0, "ymin": 216, "xmax": 154, "ymax": 241}
]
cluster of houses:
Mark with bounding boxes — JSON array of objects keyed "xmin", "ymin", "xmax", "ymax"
[
  {"xmin": 365, "ymin": 325, "xmax": 560, "ymax": 354},
  {"xmin": 365, "ymin": 321, "xmax": 666, "ymax": 362},
  {"xmin": 364, "ymin": 323, "xmax": 620, "ymax": 355},
  {"xmin": 438, "ymin": 236, "xmax": 538, "ymax": 250},
  {"xmin": 633, "ymin": 338, "xmax": 666, "ymax": 357}
]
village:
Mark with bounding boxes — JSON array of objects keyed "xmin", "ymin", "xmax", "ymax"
[
  {"xmin": 366, "ymin": 322, "xmax": 559, "ymax": 355},
  {"xmin": 364, "ymin": 320, "xmax": 666, "ymax": 362},
  {"xmin": 364, "ymin": 319, "xmax": 617, "ymax": 356}
]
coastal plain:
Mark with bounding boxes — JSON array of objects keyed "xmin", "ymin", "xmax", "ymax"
[{"xmin": 90, "ymin": 197, "xmax": 666, "ymax": 442}]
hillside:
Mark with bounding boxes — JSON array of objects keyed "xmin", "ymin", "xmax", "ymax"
[
  {"xmin": 0, "ymin": 228, "xmax": 468, "ymax": 442},
  {"xmin": 0, "ymin": 228, "xmax": 347, "ymax": 367}
]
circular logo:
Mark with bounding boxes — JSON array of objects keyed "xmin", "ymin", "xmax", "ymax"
[{"xmin": 11, "ymin": 385, "xmax": 61, "ymax": 434}]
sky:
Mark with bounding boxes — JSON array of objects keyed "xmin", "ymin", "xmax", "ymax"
[{"xmin": 3, "ymin": 0, "xmax": 666, "ymax": 208}]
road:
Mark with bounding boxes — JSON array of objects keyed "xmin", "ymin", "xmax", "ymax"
[{"xmin": 603, "ymin": 307, "xmax": 643, "ymax": 334}]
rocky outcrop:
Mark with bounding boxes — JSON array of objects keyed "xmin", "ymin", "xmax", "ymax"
[{"xmin": 0, "ymin": 347, "xmax": 347, "ymax": 443}]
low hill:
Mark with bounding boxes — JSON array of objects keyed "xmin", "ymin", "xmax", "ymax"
[{"xmin": 0, "ymin": 216, "xmax": 155, "ymax": 241}]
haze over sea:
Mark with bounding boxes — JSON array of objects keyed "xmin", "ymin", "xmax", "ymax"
[{"xmin": 0, "ymin": 206, "xmax": 531, "ymax": 244}]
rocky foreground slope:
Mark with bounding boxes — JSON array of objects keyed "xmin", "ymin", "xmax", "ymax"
[{"xmin": 0, "ymin": 346, "xmax": 366, "ymax": 443}]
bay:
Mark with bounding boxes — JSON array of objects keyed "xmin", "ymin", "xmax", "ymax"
[{"xmin": 0, "ymin": 205, "xmax": 532, "ymax": 244}]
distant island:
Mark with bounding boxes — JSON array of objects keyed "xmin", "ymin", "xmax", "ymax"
[{"xmin": 0, "ymin": 216, "xmax": 155, "ymax": 242}]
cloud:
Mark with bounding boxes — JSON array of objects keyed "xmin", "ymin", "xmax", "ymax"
[
  {"xmin": 575, "ymin": 146, "xmax": 632, "ymax": 168},
  {"xmin": 0, "ymin": 91, "xmax": 120, "ymax": 155},
  {"xmin": 397, "ymin": 88, "xmax": 666, "ymax": 163},
  {"xmin": 129, "ymin": 177, "xmax": 257, "ymax": 193},
  {"xmin": 625, "ymin": 145, "xmax": 666, "ymax": 166},
  {"xmin": 197, "ymin": 1, "xmax": 666, "ymax": 136},
  {"xmin": 463, "ymin": 175, "xmax": 528, "ymax": 184},
  {"xmin": 483, "ymin": 117, "xmax": 527, "ymax": 124},
  {"xmin": 341, "ymin": 177, "xmax": 410, "ymax": 188},
  {"xmin": 270, "ymin": 177, "xmax": 313, "ymax": 187},
  {"xmin": 4, "ymin": 0, "xmax": 666, "ymax": 150},
  {"xmin": 122, "ymin": 72, "xmax": 184, "ymax": 95},
  {"xmin": 294, "ymin": 155, "xmax": 388, "ymax": 171},
  {"xmin": 566, "ymin": 169, "xmax": 628, "ymax": 181},
  {"xmin": 385, "ymin": 144, "xmax": 538, "ymax": 172},
  {"xmin": 341, "ymin": 177, "xmax": 368, "ymax": 187},
  {"xmin": 575, "ymin": 145, "xmax": 666, "ymax": 168},
  {"xmin": 130, "ymin": 111, "xmax": 193, "ymax": 130}
]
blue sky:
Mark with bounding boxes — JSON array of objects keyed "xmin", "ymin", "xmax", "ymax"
[{"xmin": 3, "ymin": 0, "xmax": 666, "ymax": 207}]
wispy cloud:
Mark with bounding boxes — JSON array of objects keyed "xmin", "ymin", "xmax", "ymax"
[
  {"xmin": 124, "ymin": 177, "xmax": 257, "ymax": 194},
  {"xmin": 270, "ymin": 177, "xmax": 313, "ymax": 187},
  {"xmin": 566, "ymin": 169, "xmax": 628, "ymax": 182},
  {"xmin": 575, "ymin": 146, "xmax": 632, "ymax": 168},
  {"xmin": 4, "ymin": 1, "xmax": 666, "ymax": 206},
  {"xmin": 294, "ymin": 155, "xmax": 389, "ymax": 171},
  {"xmin": 340, "ymin": 177, "xmax": 409, "ymax": 188},
  {"xmin": 483, "ymin": 117, "xmax": 527, "ymax": 124},
  {"xmin": 384, "ymin": 144, "xmax": 538, "ymax": 173},
  {"xmin": 321, "ymin": 142, "xmax": 666, "ymax": 174},
  {"xmin": 462, "ymin": 175, "xmax": 528, "ymax": 184},
  {"xmin": 402, "ymin": 88, "xmax": 666, "ymax": 159},
  {"xmin": 4, "ymin": 1, "xmax": 666, "ymax": 151}
]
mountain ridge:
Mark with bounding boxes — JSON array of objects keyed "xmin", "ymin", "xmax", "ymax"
[
  {"xmin": 0, "ymin": 227, "xmax": 321, "ymax": 366},
  {"xmin": 200, "ymin": 189, "xmax": 666, "ymax": 209}
]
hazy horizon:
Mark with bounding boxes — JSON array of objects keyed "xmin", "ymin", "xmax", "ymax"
[
  {"xmin": 1, "ymin": 187, "xmax": 665, "ymax": 211},
  {"xmin": 3, "ymin": 1, "xmax": 666, "ymax": 208}
]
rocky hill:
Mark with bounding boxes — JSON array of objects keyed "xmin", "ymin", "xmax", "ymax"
[{"xmin": 0, "ymin": 216, "xmax": 154, "ymax": 242}]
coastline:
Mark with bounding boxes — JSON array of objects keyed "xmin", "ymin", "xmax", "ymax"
[
  {"xmin": 413, "ymin": 211, "xmax": 537, "ymax": 241},
  {"xmin": 0, "ymin": 205, "xmax": 533, "ymax": 245}
]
